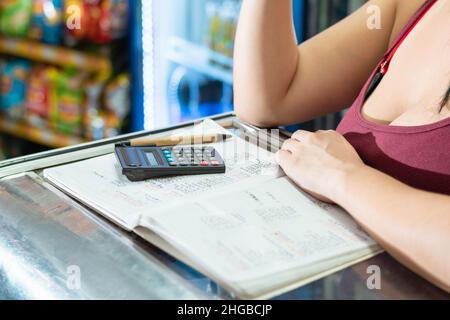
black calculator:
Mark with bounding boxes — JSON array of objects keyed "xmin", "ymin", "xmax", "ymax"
[{"xmin": 115, "ymin": 144, "xmax": 226, "ymax": 181}]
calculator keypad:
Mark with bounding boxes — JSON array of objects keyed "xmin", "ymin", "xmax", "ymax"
[{"xmin": 162, "ymin": 147, "xmax": 218, "ymax": 167}]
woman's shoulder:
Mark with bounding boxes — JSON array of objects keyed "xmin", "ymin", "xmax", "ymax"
[{"xmin": 388, "ymin": 0, "xmax": 428, "ymax": 44}]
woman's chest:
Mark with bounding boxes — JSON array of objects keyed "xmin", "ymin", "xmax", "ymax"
[
  {"xmin": 337, "ymin": 114, "xmax": 450, "ymax": 195},
  {"xmin": 361, "ymin": 1, "xmax": 450, "ymax": 126}
]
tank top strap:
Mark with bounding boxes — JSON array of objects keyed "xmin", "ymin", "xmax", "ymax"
[{"xmin": 381, "ymin": 0, "xmax": 437, "ymax": 61}]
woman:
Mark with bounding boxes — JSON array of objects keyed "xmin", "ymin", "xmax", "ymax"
[{"xmin": 233, "ymin": 0, "xmax": 450, "ymax": 293}]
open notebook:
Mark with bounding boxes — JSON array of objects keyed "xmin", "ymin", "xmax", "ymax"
[{"xmin": 44, "ymin": 119, "xmax": 381, "ymax": 299}]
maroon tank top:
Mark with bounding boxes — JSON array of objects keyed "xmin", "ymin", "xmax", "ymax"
[{"xmin": 336, "ymin": 0, "xmax": 450, "ymax": 195}]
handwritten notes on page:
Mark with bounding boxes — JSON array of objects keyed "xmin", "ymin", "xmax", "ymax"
[
  {"xmin": 44, "ymin": 122, "xmax": 282, "ymax": 230},
  {"xmin": 142, "ymin": 177, "xmax": 377, "ymax": 284}
]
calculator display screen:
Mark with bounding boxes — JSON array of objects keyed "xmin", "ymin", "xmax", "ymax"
[{"xmin": 144, "ymin": 152, "xmax": 160, "ymax": 166}]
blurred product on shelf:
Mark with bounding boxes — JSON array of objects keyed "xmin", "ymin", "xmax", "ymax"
[
  {"xmin": 83, "ymin": 73, "xmax": 130, "ymax": 140},
  {"xmin": 0, "ymin": 0, "xmax": 33, "ymax": 38},
  {"xmin": 25, "ymin": 65, "xmax": 57, "ymax": 127},
  {"xmin": 205, "ymin": 0, "xmax": 241, "ymax": 58},
  {"xmin": 83, "ymin": 78, "xmax": 104, "ymax": 140},
  {"xmin": 0, "ymin": 0, "xmax": 129, "ymax": 45},
  {"xmin": 50, "ymin": 68, "xmax": 87, "ymax": 135},
  {"xmin": 65, "ymin": 0, "xmax": 129, "ymax": 45},
  {"xmin": 0, "ymin": 56, "xmax": 130, "ymax": 140},
  {"xmin": 205, "ymin": 1, "xmax": 221, "ymax": 54},
  {"xmin": 29, "ymin": 0, "xmax": 64, "ymax": 44},
  {"xmin": 102, "ymin": 73, "xmax": 130, "ymax": 137},
  {"xmin": 0, "ymin": 59, "xmax": 31, "ymax": 119}
]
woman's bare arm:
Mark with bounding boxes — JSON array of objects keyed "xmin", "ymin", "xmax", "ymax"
[
  {"xmin": 233, "ymin": 0, "xmax": 424, "ymax": 127},
  {"xmin": 338, "ymin": 165, "xmax": 450, "ymax": 293}
]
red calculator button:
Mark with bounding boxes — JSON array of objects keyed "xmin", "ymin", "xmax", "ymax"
[{"xmin": 200, "ymin": 161, "xmax": 209, "ymax": 167}]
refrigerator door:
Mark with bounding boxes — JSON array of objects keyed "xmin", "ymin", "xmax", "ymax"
[{"xmin": 140, "ymin": 0, "xmax": 238, "ymax": 130}]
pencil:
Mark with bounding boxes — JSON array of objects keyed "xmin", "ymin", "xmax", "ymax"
[{"xmin": 129, "ymin": 133, "xmax": 233, "ymax": 147}]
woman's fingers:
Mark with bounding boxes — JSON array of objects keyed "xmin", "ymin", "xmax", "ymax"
[
  {"xmin": 275, "ymin": 149, "xmax": 295, "ymax": 167},
  {"xmin": 281, "ymin": 138, "xmax": 302, "ymax": 154},
  {"xmin": 291, "ymin": 130, "xmax": 313, "ymax": 142}
]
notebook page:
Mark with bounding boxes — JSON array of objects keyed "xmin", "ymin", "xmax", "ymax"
[
  {"xmin": 44, "ymin": 121, "xmax": 282, "ymax": 230},
  {"xmin": 141, "ymin": 177, "xmax": 377, "ymax": 283}
]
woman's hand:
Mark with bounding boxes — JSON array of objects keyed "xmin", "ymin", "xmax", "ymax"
[
  {"xmin": 277, "ymin": 130, "xmax": 450, "ymax": 293},
  {"xmin": 276, "ymin": 130, "xmax": 366, "ymax": 203}
]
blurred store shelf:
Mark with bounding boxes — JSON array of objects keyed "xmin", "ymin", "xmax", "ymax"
[
  {"xmin": 168, "ymin": 37, "xmax": 233, "ymax": 84},
  {"xmin": 0, "ymin": 116, "xmax": 86, "ymax": 149},
  {"xmin": 0, "ymin": 36, "xmax": 112, "ymax": 80}
]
